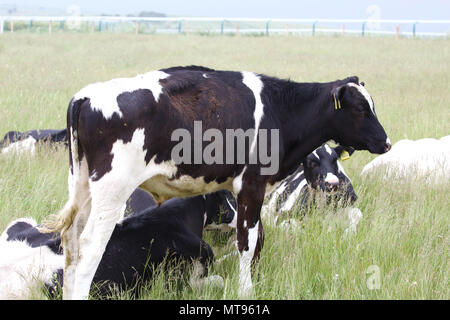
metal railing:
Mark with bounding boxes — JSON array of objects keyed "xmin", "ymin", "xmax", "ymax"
[{"xmin": 1, "ymin": 16, "xmax": 449, "ymax": 37}]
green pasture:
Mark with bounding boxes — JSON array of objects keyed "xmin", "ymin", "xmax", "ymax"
[{"xmin": 0, "ymin": 33, "xmax": 448, "ymax": 299}]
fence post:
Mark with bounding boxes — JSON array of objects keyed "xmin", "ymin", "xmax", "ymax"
[
  {"xmin": 29, "ymin": 20, "xmax": 33, "ymax": 30},
  {"xmin": 361, "ymin": 21, "xmax": 366, "ymax": 37},
  {"xmin": 395, "ymin": 25, "xmax": 399, "ymax": 40},
  {"xmin": 312, "ymin": 20, "xmax": 318, "ymax": 36},
  {"xmin": 60, "ymin": 20, "xmax": 65, "ymax": 30},
  {"xmin": 221, "ymin": 19, "xmax": 225, "ymax": 34},
  {"xmin": 49, "ymin": 21, "xmax": 52, "ymax": 34},
  {"xmin": 178, "ymin": 20, "xmax": 183, "ymax": 34},
  {"xmin": 135, "ymin": 21, "xmax": 139, "ymax": 35},
  {"xmin": 10, "ymin": 20, "xmax": 13, "ymax": 33},
  {"xmin": 265, "ymin": 20, "xmax": 270, "ymax": 36},
  {"xmin": 342, "ymin": 24, "xmax": 345, "ymax": 37},
  {"xmin": 0, "ymin": 20, "xmax": 3, "ymax": 34},
  {"xmin": 413, "ymin": 21, "xmax": 418, "ymax": 38}
]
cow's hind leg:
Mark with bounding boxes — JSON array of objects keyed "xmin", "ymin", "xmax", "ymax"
[
  {"xmin": 234, "ymin": 173, "xmax": 265, "ymax": 298},
  {"xmin": 40, "ymin": 158, "xmax": 91, "ymax": 300},
  {"xmin": 62, "ymin": 203, "xmax": 91, "ymax": 300},
  {"xmin": 70, "ymin": 177, "xmax": 137, "ymax": 300}
]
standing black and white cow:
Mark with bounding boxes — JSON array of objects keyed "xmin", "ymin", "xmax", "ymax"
[
  {"xmin": 0, "ymin": 129, "xmax": 67, "ymax": 155},
  {"xmin": 41, "ymin": 65, "xmax": 391, "ymax": 299},
  {"xmin": 0, "ymin": 189, "xmax": 236, "ymax": 299}
]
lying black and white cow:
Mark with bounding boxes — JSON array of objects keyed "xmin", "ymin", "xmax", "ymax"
[
  {"xmin": 0, "ymin": 129, "xmax": 67, "ymax": 155},
  {"xmin": 41, "ymin": 65, "xmax": 390, "ymax": 299},
  {"xmin": 0, "ymin": 189, "xmax": 236, "ymax": 299},
  {"xmin": 263, "ymin": 144, "xmax": 357, "ymax": 215}
]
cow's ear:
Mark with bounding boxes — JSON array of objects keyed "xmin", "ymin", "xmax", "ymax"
[
  {"xmin": 334, "ymin": 145, "xmax": 355, "ymax": 161},
  {"xmin": 345, "ymin": 76, "xmax": 359, "ymax": 84},
  {"xmin": 332, "ymin": 85, "xmax": 346, "ymax": 109}
]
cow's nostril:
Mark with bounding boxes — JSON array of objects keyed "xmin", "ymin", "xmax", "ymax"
[
  {"xmin": 325, "ymin": 182, "xmax": 339, "ymax": 191},
  {"xmin": 384, "ymin": 142, "xmax": 392, "ymax": 152}
]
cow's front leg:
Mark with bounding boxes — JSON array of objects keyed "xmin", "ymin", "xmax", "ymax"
[{"xmin": 234, "ymin": 174, "xmax": 265, "ymax": 298}]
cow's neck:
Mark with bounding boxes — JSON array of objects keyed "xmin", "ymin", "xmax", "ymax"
[{"xmin": 269, "ymin": 80, "xmax": 335, "ymax": 182}]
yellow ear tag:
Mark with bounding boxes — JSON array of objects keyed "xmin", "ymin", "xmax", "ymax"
[
  {"xmin": 333, "ymin": 94, "xmax": 341, "ymax": 110},
  {"xmin": 340, "ymin": 150, "xmax": 350, "ymax": 161}
]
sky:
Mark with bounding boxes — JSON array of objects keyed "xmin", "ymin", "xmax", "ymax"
[{"xmin": 1, "ymin": 0, "xmax": 450, "ymax": 20}]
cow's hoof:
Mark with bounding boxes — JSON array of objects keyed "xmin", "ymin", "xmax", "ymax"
[{"xmin": 238, "ymin": 282, "xmax": 254, "ymax": 299}]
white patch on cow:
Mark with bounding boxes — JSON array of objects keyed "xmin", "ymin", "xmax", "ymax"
[
  {"xmin": 1, "ymin": 136, "xmax": 36, "ymax": 155},
  {"xmin": 238, "ymin": 220, "xmax": 259, "ymax": 298},
  {"xmin": 292, "ymin": 170, "xmax": 304, "ymax": 181},
  {"xmin": 226, "ymin": 197, "xmax": 238, "ymax": 229},
  {"xmin": 241, "ymin": 71, "xmax": 264, "ymax": 155},
  {"xmin": 325, "ymin": 172, "xmax": 339, "ymax": 185},
  {"xmin": 386, "ymin": 137, "xmax": 391, "ymax": 145},
  {"xmin": 280, "ymin": 179, "xmax": 308, "ymax": 212},
  {"xmin": 347, "ymin": 83, "xmax": 375, "ymax": 116},
  {"xmin": 0, "ymin": 238, "xmax": 63, "ymax": 299},
  {"xmin": 203, "ymin": 212, "xmax": 208, "ymax": 227},
  {"xmin": 324, "ymin": 144, "xmax": 333, "ymax": 155},
  {"xmin": 233, "ymin": 166, "xmax": 246, "ymax": 195},
  {"xmin": 202, "ymin": 73, "xmax": 209, "ymax": 78},
  {"xmin": 262, "ymin": 181, "xmax": 287, "ymax": 220},
  {"xmin": 74, "ymin": 70, "xmax": 169, "ymax": 120},
  {"xmin": 312, "ymin": 150, "xmax": 320, "ymax": 160}
]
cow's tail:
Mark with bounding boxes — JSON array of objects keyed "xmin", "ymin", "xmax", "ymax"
[{"xmin": 39, "ymin": 98, "xmax": 88, "ymax": 236}]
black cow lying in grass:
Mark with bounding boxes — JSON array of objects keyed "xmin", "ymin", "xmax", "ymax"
[
  {"xmin": 0, "ymin": 189, "xmax": 235, "ymax": 299},
  {"xmin": 0, "ymin": 129, "xmax": 67, "ymax": 155}
]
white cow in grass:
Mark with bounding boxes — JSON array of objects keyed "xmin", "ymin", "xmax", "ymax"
[{"xmin": 361, "ymin": 135, "xmax": 450, "ymax": 182}]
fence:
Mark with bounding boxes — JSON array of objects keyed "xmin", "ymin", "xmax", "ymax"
[{"xmin": 0, "ymin": 16, "xmax": 449, "ymax": 38}]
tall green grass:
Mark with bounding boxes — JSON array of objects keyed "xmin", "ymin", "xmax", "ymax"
[{"xmin": 0, "ymin": 34, "xmax": 448, "ymax": 299}]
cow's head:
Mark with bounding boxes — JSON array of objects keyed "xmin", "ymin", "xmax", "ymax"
[
  {"xmin": 329, "ymin": 78, "xmax": 391, "ymax": 154},
  {"xmin": 303, "ymin": 144, "xmax": 357, "ymax": 204},
  {"xmin": 203, "ymin": 190, "xmax": 237, "ymax": 231}
]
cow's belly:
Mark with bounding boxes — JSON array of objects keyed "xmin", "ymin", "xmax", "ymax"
[{"xmin": 140, "ymin": 174, "xmax": 233, "ymax": 204}]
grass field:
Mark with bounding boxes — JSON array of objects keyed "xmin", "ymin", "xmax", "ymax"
[{"xmin": 0, "ymin": 33, "xmax": 449, "ymax": 299}]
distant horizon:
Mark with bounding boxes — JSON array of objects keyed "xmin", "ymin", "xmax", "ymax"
[
  {"xmin": 1, "ymin": 0, "xmax": 449, "ymax": 34},
  {"xmin": 1, "ymin": 0, "xmax": 450, "ymax": 20}
]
